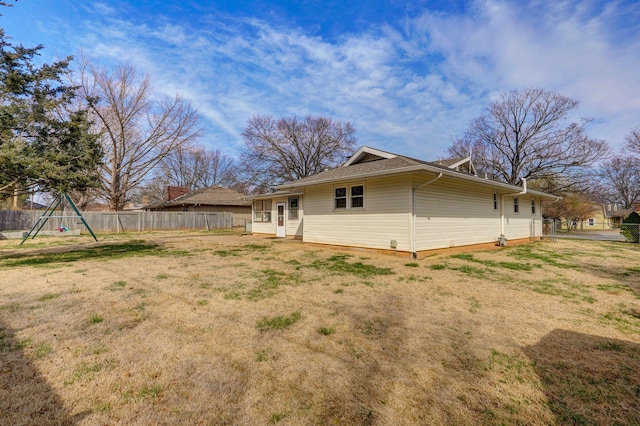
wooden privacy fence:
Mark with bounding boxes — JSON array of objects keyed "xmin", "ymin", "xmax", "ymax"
[{"xmin": 0, "ymin": 210, "xmax": 233, "ymax": 233}]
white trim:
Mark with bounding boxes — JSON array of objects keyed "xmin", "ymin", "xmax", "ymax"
[
  {"xmin": 288, "ymin": 196, "xmax": 300, "ymax": 220},
  {"xmin": 446, "ymin": 156, "xmax": 477, "ymax": 175},
  {"xmin": 245, "ymin": 191, "xmax": 303, "ymax": 200},
  {"xmin": 275, "ymin": 202, "xmax": 286, "ymax": 238},
  {"xmin": 333, "ymin": 183, "xmax": 365, "ymax": 211},
  {"xmin": 277, "ymin": 163, "xmax": 556, "ymax": 200},
  {"xmin": 342, "ymin": 146, "xmax": 397, "ymax": 167}
]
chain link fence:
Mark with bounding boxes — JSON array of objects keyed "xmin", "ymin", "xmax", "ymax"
[
  {"xmin": 621, "ymin": 223, "xmax": 640, "ymax": 243},
  {"xmin": 542, "ymin": 218, "xmax": 557, "ymax": 241},
  {"xmin": 542, "ymin": 218, "xmax": 638, "ymax": 243}
]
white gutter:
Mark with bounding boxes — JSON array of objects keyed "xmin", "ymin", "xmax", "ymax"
[
  {"xmin": 500, "ymin": 178, "xmax": 527, "ymax": 238},
  {"xmin": 276, "ymin": 165, "xmax": 425, "ymax": 189},
  {"xmin": 275, "ymin": 164, "xmax": 555, "ymax": 199},
  {"xmin": 416, "ymin": 172, "xmax": 444, "ymax": 191},
  {"xmin": 412, "ymin": 173, "xmax": 443, "ymax": 258}
]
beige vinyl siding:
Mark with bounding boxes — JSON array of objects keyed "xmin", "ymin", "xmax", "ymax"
[
  {"xmin": 251, "ymin": 212, "xmax": 275, "ymax": 235},
  {"xmin": 302, "ymin": 175, "xmax": 412, "ymax": 251},
  {"xmin": 251, "ymin": 196, "xmax": 303, "ymax": 237},
  {"xmin": 285, "ymin": 195, "xmax": 303, "ymax": 237},
  {"xmin": 415, "ymin": 175, "xmax": 543, "ymax": 250},
  {"xmin": 415, "ymin": 176, "xmax": 501, "ymax": 250},
  {"xmin": 503, "ymin": 195, "xmax": 542, "ymax": 239}
]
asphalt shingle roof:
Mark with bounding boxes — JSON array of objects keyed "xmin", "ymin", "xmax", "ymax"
[
  {"xmin": 273, "ymin": 146, "xmax": 557, "ymax": 199},
  {"xmin": 143, "ymin": 186, "xmax": 250, "ymax": 210}
]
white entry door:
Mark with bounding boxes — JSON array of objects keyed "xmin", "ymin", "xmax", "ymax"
[{"xmin": 276, "ymin": 203, "xmax": 286, "ymax": 238}]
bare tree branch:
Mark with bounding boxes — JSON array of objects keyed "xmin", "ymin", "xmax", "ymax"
[
  {"xmin": 75, "ymin": 59, "xmax": 201, "ymax": 210},
  {"xmin": 450, "ymin": 88, "xmax": 609, "ymax": 192},
  {"xmin": 240, "ymin": 115, "xmax": 356, "ymax": 192},
  {"xmin": 157, "ymin": 145, "xmax": 238, "ymax": 190},
  {"xmin": 625, "ymin": 125, "xmax": 640, "ymax": 155},
  {"xmin": 598, "ymin": 156, "xmax": 640, "ymax": 209}
]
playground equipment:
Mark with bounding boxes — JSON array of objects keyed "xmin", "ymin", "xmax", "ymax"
[{"xmin": 20, "ymin": 193, "xmax": 98, "ymax": 245}]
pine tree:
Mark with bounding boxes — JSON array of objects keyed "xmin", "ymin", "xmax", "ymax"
[{"xmin": 0, "ymin": 28, "xmax": 102, "ymax": 198}]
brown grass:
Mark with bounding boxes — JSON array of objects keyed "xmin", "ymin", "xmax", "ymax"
[{"xmin": 1, "ymin": 231, "xmax": 640, "ymax": 425}]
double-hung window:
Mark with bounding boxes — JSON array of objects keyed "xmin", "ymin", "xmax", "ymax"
[
  {"xmin": 253, "ymin": 200, "xmax": 272, "ymax": 222},
  {"xmin": 288, "ymin": 197, "xmax": 299, "ymax": 220},
  {"xmin": 335, "ymin": 188, "xmax": 347, "ymax": 209},
  {"xmin": 531, "ymin": 199, "xmax": 536, "ymax": 214},
  {"xmin": 350, "ymin": 185, "xmax": 364, "ymax": 208},
  {"xmin": 334, "ymin": 185, "xmax": 364, "ymax": 209},
  {"xmin": 513, "ymin": 197, "xmax": 519, "ymax": 214}
]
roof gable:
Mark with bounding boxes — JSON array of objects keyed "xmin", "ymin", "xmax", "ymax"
[
  {"xmin": 342, "ymin": 146, "xmax": 397, "ymax": 167},
  {"xmin": 430, "ymin": 156, "xmax": 477, "ymax": 175}
]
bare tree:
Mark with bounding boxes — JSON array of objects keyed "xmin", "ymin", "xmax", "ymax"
[
  {"xmin": 447, "ymin": 137, "xmax": 496, "ymax": 179},
  {"xmin": 158, "ymin": 145, "xmax": 237, "ymax": 190},
  {"xmin": 625, "ymin": 125, "xmax": 640, "ymax": 155},
  {"xmin": 452, "ymin": 88, "xmax": 608, "ymax": 191},
  {"xmin": 599, "ymin": 156, "xmax": 640, "ymax": 209},
  {"xmin": 543, "ymin": 193, "xmax": 598, "ymax": 231},
  {"xmin": 240, "ymin": 115, "xmax": 356, "ymax": 192},
  {"xmin": 76, "ymin": 60, "xmax": 201, "ymax": 210}
]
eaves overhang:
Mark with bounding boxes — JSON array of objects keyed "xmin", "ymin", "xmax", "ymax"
[
  {"xmin": 244, "ymin": 190, "xmax": 305, "ymax": 201},
  {"xmin": 274, "ymin": 164, "xmax": 558, "ymax": 200}
]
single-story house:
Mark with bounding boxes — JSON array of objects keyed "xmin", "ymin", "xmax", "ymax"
[
  {"xmin": 248, "ymin": 146, "xmax": 559, "ymax": 257},
  {"xmin": 603, "ymin": 203, "xmax": 632, "ymax": 229},
  {"xmin": 582, "ymin": 202, "xmax": 611, "ymax": 230},
  {"xmin": 143, "ymin": 186, "xmax": 251, "ymax": 227}
]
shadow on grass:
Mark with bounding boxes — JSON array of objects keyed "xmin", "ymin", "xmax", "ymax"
[
  {"xmin": 0, "ymin": 242, "xmax": 165, "ymax": 268},
  {"xmin": 523, "ymin": 329, "xmax": 640, "ymax": 425},
  {"xmin": 0, "ymin": 320, "xmax": 87, "ymax": 424}
]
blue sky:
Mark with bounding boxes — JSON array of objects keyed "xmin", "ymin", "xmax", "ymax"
[{"xmin": 2, "ymin": 0, "xmax": 639, "ymax": 161}]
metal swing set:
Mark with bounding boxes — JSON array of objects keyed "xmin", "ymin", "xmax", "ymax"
[{"xmin": 20, "ymin": 193, "xmax": 98, "ymax": 245}]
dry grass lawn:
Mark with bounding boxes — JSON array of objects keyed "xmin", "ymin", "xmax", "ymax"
[{"xmin": 1, "ymin": 231, "xmax": 640, "ymax": 425}]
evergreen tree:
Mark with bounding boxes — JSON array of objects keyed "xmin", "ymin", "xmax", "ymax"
[
  {"xmin": 621, "ymin": 212, "xmax": 640, "ymax": 243},
  {"xmin": 0, "ymin": 28, "xmax": 102, "ymax": 198}
]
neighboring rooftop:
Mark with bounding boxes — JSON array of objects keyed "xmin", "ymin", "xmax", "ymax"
[{"xmin": 143, "ymin": 186, "xmax": 250, "ymax": 210}]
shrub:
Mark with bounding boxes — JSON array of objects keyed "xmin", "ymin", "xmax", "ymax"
[{"xmin": 621, "ymin": 212, "xmax": 640, "ymax": 243}]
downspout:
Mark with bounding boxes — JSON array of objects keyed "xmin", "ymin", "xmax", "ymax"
[
  {"xmin": 500, "ymin": 178, "xmax": 527, "ymax": 242},
  {"xmin": 412, "ymin": 172, "xmax": 443, "ymax": 258}
]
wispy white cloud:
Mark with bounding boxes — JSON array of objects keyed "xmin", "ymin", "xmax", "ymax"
[
  {"xmin": 59, "ymin": 4, "xmax": 476, "ymax": 158},
  {"xmin": 23, "ymin": 0, "xmax": 640, "ymax": 159},
  {"xmin": 409, "ymin": 0, "xmax": 640, "ymax": 145}
]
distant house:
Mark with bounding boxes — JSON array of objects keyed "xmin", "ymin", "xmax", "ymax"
[
  {"xmin": 603, "ymin": 203, "xmax": 631, "ymax": 229},
  {"xmin": 143, "ymin": 186, "xmax": 251, "ymax": 227},
  {"xmin": 248, "ymin": 146, "xmax": 558, "ymax": 257},
  {"xmin": 580, "ymin": 202, "xmax": 610, "ymax": 230}
]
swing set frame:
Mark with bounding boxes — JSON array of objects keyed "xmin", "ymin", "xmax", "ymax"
[{"xmin": 20, "ymin": 193, "xmax": 98, "ymax": 245}]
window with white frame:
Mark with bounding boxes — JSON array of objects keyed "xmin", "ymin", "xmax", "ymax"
[
  {"xmin": 588, "ymin": 218, "xmax": 595, "ymax": 226},
  {"xmin": 513, "ymin": 197, "xmax": 519, "ymax": 213},
  {"xmin": 253, "ymin": 200, "xmax": 272, "ymax": 222},
  {"xmin": 335, "ymin": 187, "xmax": 347, "ymax": 209},
  {"xmin": 493, "ymin": 193, "xmax": 498, "ymax": 210},
  {"xmin": 288, "ymin": 197, "xmax": 299, "ymax": 220},
  {"xmin": 531, "ymin": 199, "xmax": 536, "ymax": 214},
  {"xmin": 334, "ymin": 185, "xmax": 364, "ymax": 209},
  {"xmin": 351, "ymin": 185, "xmax": 364, "ymax": 208}
]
